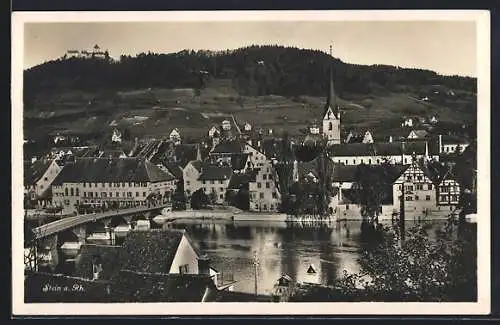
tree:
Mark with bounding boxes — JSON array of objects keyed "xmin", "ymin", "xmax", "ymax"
[
  {"xmin": 190, "ymin": 189, "xmax": 209, "ymax": 210},
  {"xmin": 335, "ymin": 218, "xmax": 476, "ymax": 302},
  {"xmin": 352, "ymin": 163, "xmax": 394, "ymax": 224},
  {"xmin": 208, "ymin": 192, "xmax": 218, "ymax": 205},
  {"xmin": 171, "ymin": 182, "xmax": 187, "ymax": 211},
  {"xmin": 313, "ymin": 152, "xmax": 336, "ymax": 217}
]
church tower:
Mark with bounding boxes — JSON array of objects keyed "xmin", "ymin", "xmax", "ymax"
[{"xmin": 322, "ymin": 45, "xmax": 341, "ymax": 145}]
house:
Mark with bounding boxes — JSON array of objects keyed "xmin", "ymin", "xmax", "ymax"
[
  {"xmin": 222, "ymin": 120, "xmax": 231, "ymax": 131},
  {"xmin": 429, "ymin": 116, "xmax": 439, "ymax": 124},
  {"xmin": 208, "ymin": 125, "xmax": 221, "ymax": 138},
  {"xmin": 249, "ymin": 160, "xmax": 281, "ymax": 212},
  {"xmin": 407, "ymin": 129, "xmax": 429, "ymax": 139},
  {"xmin": 183, "ymin": 160, "xmax": 204, "ymax": 197},
  {"xmin": 330, "ymin": 164, "xmax": 408, "ymax": 220},
  {"xmin": 24, "ymin": 159, "xmax": 64, "ymax": 208},
  {"xmin": 244, "ymin": 122, "xmax": 252, "ymax": 132},
  {"xmin": 210, "ymin": 140, "xmax": 267, "ymax": 169},
  {"xmin": 328, "ymin": 141, "xmax": 431, "ymax": 166},
  {"xmin": 197, "ymin": 166, "xmax": 233, "ymax": 204},
  {"xmin": 362, "ymin": 131, "xmax": 374, "ymax": 144},
  {"xmin": 309, "ymin": 123, "xmax": 320, "ymax": 135},
  {"xmin": 402, "ymin": 118, "xmax": 413, "ymax": 128},
  {"xmin": 169, "ymin": 128, "xmax": 181, "ymax": 145},
  {"xmin": 438, "ymin": 135, "xmax": 469, "ymax": 154},
  {"xmin": 111, "ymin": 129, "xmax": 122, "ymax": 144},
  {"xmin": 51, "ymin": 157, "xmax": 177, "ymax": 214}
]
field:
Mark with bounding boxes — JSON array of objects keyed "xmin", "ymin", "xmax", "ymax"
[{"xmin": 23, "ymin": 78, "xmax": 476, "ymax": 143}]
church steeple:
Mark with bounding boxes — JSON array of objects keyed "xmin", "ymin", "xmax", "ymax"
[
  {"xmin": 323, "ymin": 45, "xmax": 339, "ymax": 119},
  {"xmin": 322, "ymin": 44, "xmax": 341, "ymax": 145}
]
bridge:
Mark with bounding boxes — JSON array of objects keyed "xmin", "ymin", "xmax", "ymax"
[
  {"xmin": 29, "ymin": 203, "xmax": 169, "ymax": 272},
  {"xmin": 33, "ymin": 203, "xmax": 170, "ymax": 240}
]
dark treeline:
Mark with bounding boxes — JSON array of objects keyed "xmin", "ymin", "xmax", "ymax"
[{"xmin": 24, "ymin": 45, "xmax": 477, "ymax": 110}]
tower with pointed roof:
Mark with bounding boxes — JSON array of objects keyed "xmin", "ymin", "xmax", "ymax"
[{"xmin": 322, "ymin": 45, "xmax": 341, "ymax": 145}]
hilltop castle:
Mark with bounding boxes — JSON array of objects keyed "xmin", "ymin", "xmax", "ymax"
[{"xmin": 64, "ymin": 44, "xmax": 110, "ymax": 60}]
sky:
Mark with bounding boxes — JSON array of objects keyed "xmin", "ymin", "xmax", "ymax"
[{"xmin": 24, "ymin": 21, "xmax": 477, "ymax": 77}]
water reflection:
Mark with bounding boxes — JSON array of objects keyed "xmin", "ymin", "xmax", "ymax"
[{"xmin": 169, "ymin": 220, "xmax": 426, "ymax": 295}]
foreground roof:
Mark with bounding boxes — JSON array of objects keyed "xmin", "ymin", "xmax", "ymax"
[{"xmin": 52, "ymin": 157, "xmax": 175, "ymax": 185}]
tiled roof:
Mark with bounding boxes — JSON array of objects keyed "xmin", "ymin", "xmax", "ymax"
[
  {"xmin": 328, "ymin": 141, "xmax": 427, "ymax": 157},
  {"xmin": 121, "ymin": 229, "xmax": 198, "ymax": 274},
  {"xmin": 198, "ymin": 166, "xmax": 233, "ymax": 181},
  {"xmin": 441, "ymin": 135, "xmax": 469, "ymax": 145},
  {"xmin": 52, "ymin": 158, "xmax": 175, "ymax": 185},
  {"xmin": 417, "ymin": 161, "xmax": 449, "ymax": 184},
  {"xmin": 74, "ymin": 244, "xmax": 123, "ymax": 281},
  {"xmin": 24, "ymin": 159, "xmax": 53, "ymax": 186},
  {"xmin": 227, "ymin": 172, "xmax": 252, "ymax": 190},
  {"xmin": 112, "ymin": 271, "xmax": 217, "ymax": 302},
  {"xmin": 210, "ymin": 140, "xmax": 245, "ymax": 155},
  {"xmin": 163, "ymin": 162, "xmax": 184, "ymax": 180}
]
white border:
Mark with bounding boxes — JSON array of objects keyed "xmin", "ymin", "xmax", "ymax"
[{"xmin": 12, "ymin": 10, "xmax": 491, "ymax": 316}]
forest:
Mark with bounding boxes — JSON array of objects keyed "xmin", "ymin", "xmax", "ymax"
[{"xmin": 23, "ymin": 45, "xmax": 477, "ymax": 111}]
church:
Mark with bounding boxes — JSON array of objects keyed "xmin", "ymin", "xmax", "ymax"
[{"xmin": 313, "ymin": 46, "xmax": 437, "ymax": 165}]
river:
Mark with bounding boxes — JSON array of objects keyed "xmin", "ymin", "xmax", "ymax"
[{"xmin": 167, "ymin": 219, "xmax": 446, "ymax": 296}]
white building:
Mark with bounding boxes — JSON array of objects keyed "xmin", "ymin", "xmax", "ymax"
[
  {"xmin": 111, "ymin": 129, "xmax": 122, "ymax": 144},
  {"xmin": 222, "ymin": 120, "xmax": 231, "ymax": 131},
  {"xmin": 244, "ymin": 123, "xmax": 252, "ymax": 132},
  {"xmin": 169, "ymin": 128, "xmax": 181, "ymax": 145},
  {"xmin": 362, "ymin": 131, "xmax": 374, "ymax": 144}
]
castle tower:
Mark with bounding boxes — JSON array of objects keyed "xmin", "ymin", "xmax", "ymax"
[{"xmin": 322, "ymin": 45, "xmax": 341, "ymax": 145}]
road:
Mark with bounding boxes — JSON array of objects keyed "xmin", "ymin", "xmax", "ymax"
[{"xmin": 33, "ymin": 203, "xmax": 169, "ymax": 240}]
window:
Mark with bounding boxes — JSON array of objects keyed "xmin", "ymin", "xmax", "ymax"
[
  {"xmin": 346, "ymin": 204, "xmax": 350, "ymax": 210},
  {"xmin": 179, "ymin": 264, "xmax": 189, "ymax": 275},
  {"xmin": 404, "ymin": 158, "xmax": 408, "ymax": 164},
  {"xmin": 259, "ymin": 192, "xmax": 264, "ymax": 199},
  {"xmin": 263, "ymin": 204, "xmax": 267, "ymax": 210},
  {"xmin": 202, "ymin": 180, "xmax": 206, "ymax": 185},
  {"xmin": 210, "ymin": 180, "xmax": 214, "ymax": 185},
  {"xmin": 352, "ymin": 159, "xmax": 355, "ymax": 164},
  {"xmin": 416, "ymin": 184, "xmax": 423, "ymax": 190},
  {"xmin": 219, "ymin": 180, "xmax": 223, "ymax": 185},
  {"xmin": 128, "ymin": 182, "xmax": 132, "ymax": 187},
  {"xmin": 90, "ymin": 192, "xmax": 94, "ymax": 198},
  {"xmin": 64, "ymin": 188, "xmax": 68, "ymax": 196},
  {"xmin": 263, "ymin": 174, "xmax": 267, "ymax": 180},
  {"xmin": 328, "ymin": 122, "xmax": 333, "ymax": 131},
  {"xmin": 415, "ymin": 195, "xmax": 419, "ymax": 200},
  {"xmin": 220, "ymin": 194, "xmax": 223, "ymax": 199},
  {"xmin": 95, "ymin": 183, "xmax": 98, "ymax": 188},
  {"xmin": 44, "ymin": 177, "xmax": 48, "ymax": 181},
  {"xmin": 95, "ymin": 192, "xmax": 98, "ymax": 197},
  {"xmin": 426, "ymin": 195, "xmax": 431, "ymax": 201},
  {"xmin": 102, "ymin": 192, "xmax": 107, "ymax": 198},
  {"xmin": 83, "ymin": 192, "xmax": 87, "ymax": 198},
  {"xmin": 427, "ymin": 184, "xmax": 433, "ymax": 190},
  {"xmin": 368, "ymin": 159, "xmax": 372, "ymax": 164},
  {"xmin": 269, "ymin": 174, "xmax": 273, "ymax": 180},
  {"xmin": 83, "ymin": 183, "xmax": 87, "ymax": 188},
  {"xmin": 136, "ymin": 192, "xmax": 139, "ymax": 197},
  {"xmin": 398, "ymin": 185, "xmax": 402, "ymax": 190},
  {"xmin": 440, "ymin": 195, "xmax": 447, "ymax": 201},
  {"xmin": 406, "ymin": 196, "xmax": 413, "ymax": 201},
  {"xmin": 186, "ymin": 181, "xmax": 190, "ymax": 186},
  {"xmin": 89, "ymin": 183, "xmax": 92, "ymax": 188},
  {"xmin": 377, "ymin": 159, "xmax": 380, "ymax": 164},
  {"xmin": 220, "ymin": 187, "xmax": 224, "ymax": 192},
  {"xmin": 452, "ymin": 195, "xmax": 458, "ymax": 201},
  {"xmin": 417, "ymin": 176, "xmax": 422, "ymax": 181},
  {"xmin": 361, "ymin": 159, "xmax": 364, "ymax": 164},
  {"xmin": 272, "ymin": 192, "xmax": 277, "ymax": 199},
  {"xmin": 266, "ymin": 182, "xmax": 270, "ymax": 188},
  {"xmin": 203, "ymin": 187, "xmax": 206, "ymax": 192},
  {"xmin": 109, "ymin": 192, "xmax": 113, "ymax": 197},
  {"xmin": 108, "ymin": 182, "xmax": 112, "ymax": 187},
  {"xmin": 70, "ymin": 188, "xmax": 74, "ymax": 196},
  {"xmin": 122, "ymin": 183, "xmax": 126, "ymax": 188},
  {"xmin": 40, "ymin": 185, "xmax": 43, "ymax": 189},
  {"xmin": 257, "ymin": 182, "xmax": 262, "ymax": 188},
  {"xmin": 75, "ymin": 188, "xmax": 79, "ymax": 196},
  {"xmin": 143, "ymin": 192, "xmax": 146, "ymax": 197}
]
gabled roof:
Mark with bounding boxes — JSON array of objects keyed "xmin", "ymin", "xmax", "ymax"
[
  {"xmin": 24, "ymin": 159, "xmax": 56, "ymax": 186},
  {"xmin": 112, "ymin": 271, "xmax": 217, "ymax": 302},
  {"xmin": 186, "ymin": 160, "xmax": 204, "ymax": 173},
  {"xmin": 198, "ymin": 166, "xmax": 233, "ymax": 181},
  {"xmin": 227, "ymin": 173, "xmax": 251, "ymax": 190},
  {"xmin": 121, "ymin": 229, "xmax": 199, "ymax": 274},
  {"xmin": 163, "ymin": 162, "xmax": 183, "ymax": 180},
  {"xmin": 52, "ymin": 157, "xmax": 175, "ymax": 185}
]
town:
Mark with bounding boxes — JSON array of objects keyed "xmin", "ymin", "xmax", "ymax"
[{"xmin": 23, "ymin": 44, "xmax": 478, "ymax": 303}]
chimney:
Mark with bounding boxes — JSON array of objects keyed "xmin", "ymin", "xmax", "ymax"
[
  {"xmin": 198, "ymin": 254, "xmax": 211, "ymax": 275},
  {"xmin": 438, "ymin": 134, "xmax": 442, "ymax": 154}
]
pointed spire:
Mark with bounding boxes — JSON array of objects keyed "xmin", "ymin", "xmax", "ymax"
[{"xmin": 324, "ymin": 44, "xmax": 338, "ymax": 118}]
